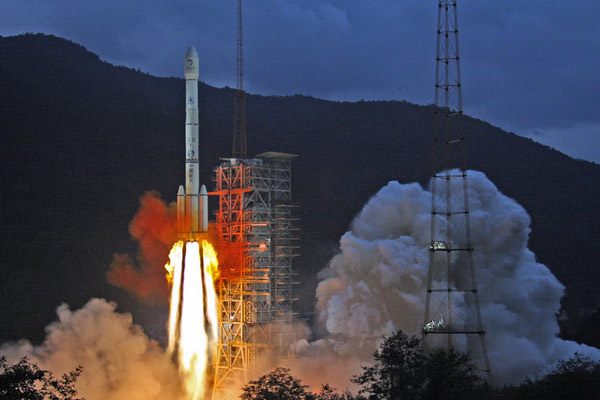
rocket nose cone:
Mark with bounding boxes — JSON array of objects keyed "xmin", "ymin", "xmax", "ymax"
[
  {"xmin": 185, "ymin": 46, "xmax": 199, "ymax": 78},
  {"xmin": 185, "ymin": 46, "xmax": 198, "ymax": 59},
  {"xmin": 200, "ymin": 185, "xmax": 207, "ymax": 195}
]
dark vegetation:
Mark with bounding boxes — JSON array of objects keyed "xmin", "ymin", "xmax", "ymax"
[
  {"xmin": 241, "ymin": 367, "xmax": 354, "ymax": 400},
  {"xmin": 351, "ymin": 331, "xmax": 483, "ymax": 400},
  {"xmin": 0, "ymin": 33, "xmax": 599, "ymax": 347},
  {"xmin": 3, "ymin": 332, "xmax": 598, "ymax": 400},
  {"xmin": 242, "ymin": 330, "xmax": 600, "ymax": 400},
  {"xmin": 0, "ymin": 356, "xmax": 83, "ymax": 400}
]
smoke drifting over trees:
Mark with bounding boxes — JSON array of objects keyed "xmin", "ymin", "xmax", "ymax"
[
  {"xmin": 301, "ymin": 171, "xmax": 600, "ymax": 385},
  {"xmin": 0, "ymin": 299, "xmax": 183, "ymax": 400}
]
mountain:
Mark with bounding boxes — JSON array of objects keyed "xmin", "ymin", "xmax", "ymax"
[{"xmin": 1, "ymin": 33, "xmax": 598, "ymax": 346}]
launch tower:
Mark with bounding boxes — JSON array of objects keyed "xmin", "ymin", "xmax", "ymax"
[
  {"xmin": 211, "ymin": 154, "xmax": 299, "ymax": 399},
  {"xmin": 212, "ymin": 1, "xmax": 299, "ymax": 398},
  {"xmin": 422, "ymin": 0, "xmax": 492, "ymax": 381}
]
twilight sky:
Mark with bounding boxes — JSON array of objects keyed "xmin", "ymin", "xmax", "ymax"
[{"xmin": 2, "ymin": 0, "xmax": 599, "ymax": 163}]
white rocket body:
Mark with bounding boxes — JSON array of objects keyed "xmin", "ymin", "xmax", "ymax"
[{"xmin": 178, "ymin": 46, "xmax": 208, "ymax": 238}]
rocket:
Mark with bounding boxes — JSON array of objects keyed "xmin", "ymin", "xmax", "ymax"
[{"xmin": 177, "ymin": 46, "xmax": 208, "ymax": 239}]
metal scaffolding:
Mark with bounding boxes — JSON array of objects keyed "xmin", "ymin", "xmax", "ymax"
[
  {"xmin": 422, "ymin": 0, "xmax": 492, "ymax": 381},
  {"xmin": 211, "ymin": 152, "xmax": 299, "ymax": 399}
]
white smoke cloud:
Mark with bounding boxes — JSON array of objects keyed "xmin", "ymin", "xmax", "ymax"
[
  {"xmin": 1, "ymin": 298, "xmax": 184, "ymax": 400},
  {"xmin": 300, "ymin": 170, "xmax": 600, "ymax": 386}
]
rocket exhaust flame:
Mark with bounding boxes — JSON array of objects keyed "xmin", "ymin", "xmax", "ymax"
[
  {"xmin": 166, "ymin": 241, "xmax": 184, "ymax": 356},
  {"xmin": 166, "ymin": 240, "xmax": 219, "ymax": 400},
  {"xmin": 202, "ymin": 241, "xmax": 220, "ymax": 343}
]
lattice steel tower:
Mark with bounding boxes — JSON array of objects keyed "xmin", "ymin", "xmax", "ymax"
[
  {"xmin": 422, "ymin": 0, "xmax": 492, "ymax": 381},
  {"xmin": 211, "ymin": 154, "xmax": 299, "ymax": 399}
]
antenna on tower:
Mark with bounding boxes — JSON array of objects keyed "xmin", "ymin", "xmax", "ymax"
[
  {"xmin": 232, "ymin": 0, "xmax": 247, "ymax": 159},
  {"xmin": 423, "ymin": 0, "xmax": 492, "ymax": 382}
]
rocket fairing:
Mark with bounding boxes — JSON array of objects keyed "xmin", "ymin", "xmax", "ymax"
[{"xmin": 178, "ymin": 46, "xmax": 208, "ymax": 239}]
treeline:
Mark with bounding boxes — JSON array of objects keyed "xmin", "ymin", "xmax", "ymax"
[
  {"xmin": 3, "ymin": 330, "xmax": 599, "ymax": 399},
  {"xmin": 241, "ymin": 330, "xmax": 600, "ymax": 400}
]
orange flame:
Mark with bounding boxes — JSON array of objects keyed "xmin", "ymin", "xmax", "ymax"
[
  {"xmin": 202, "ymin": 239, "xmax": 220, "ymax": 281},
  {"xmin": 165, "ymin": 239, "xmax": 219, "ymax": 400}
]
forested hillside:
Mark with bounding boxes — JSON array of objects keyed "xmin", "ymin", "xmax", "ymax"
[{"xmin": 1, "ymin": 33, "xmax": 598, "ymax": 346}]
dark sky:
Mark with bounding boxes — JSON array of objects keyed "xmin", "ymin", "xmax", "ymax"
[{"xmin": 2, "ymin": 0, "xmax": 598, "ymax": 162}]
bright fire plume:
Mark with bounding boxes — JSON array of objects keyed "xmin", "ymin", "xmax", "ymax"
[{"xmin": 165, "ymin": 239, "xmax": 219, "ymax": 400}]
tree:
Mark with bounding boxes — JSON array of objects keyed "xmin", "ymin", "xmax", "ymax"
[
  {"xmin": 241, "ymin": 367, "xmax": 311, "ymax": 400},
  {"xmin": 518, "ymin": 353, "xmax": 600, "ymax": 400},
  {"xmin": 352, "ymin": 330, "xmax": 486, "ymax": 400},
  {"xmin": 352, "ymin": 330, "xmax": 425, "ymax": 400},
  {"xmin": 312, "ymin": 384, "xmax": 342, "ymax": 400},
  {"xmin": 312, "ymin": 384, "xmax": 360, "ymax": 400},
  {"xmin": 0, "ymin": 356, "xmax": 83, "ymax": 400},
  {"xmin": 422, "ymin": 348, "xmax": 482, "ymax": 400}
]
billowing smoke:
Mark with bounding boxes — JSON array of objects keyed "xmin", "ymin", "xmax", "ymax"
[
  {"xmin": 1, "ymin": 298, "xmax": 184, "ymax": 400},
  {"xmin": 107, "ymin": 191, "xmax": 177, "ymax": 302},
  {"xmin": 296, "ymin": 170, "xmax": 599, "ymax": 386}
]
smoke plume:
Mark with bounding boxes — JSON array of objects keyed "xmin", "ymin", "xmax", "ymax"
[
  {"xmin": 297, "ymin": 170, "xmax": 599, "ymax": 386},
  {"xmin": 1, "ymin": 298, "xmax": 184, "ymax": 400},
  {"xmin": 107, "ymin": 191, "xmax": 177, "ymax": 302}
]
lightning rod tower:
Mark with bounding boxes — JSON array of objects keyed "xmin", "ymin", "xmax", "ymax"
[
  {"xmin": 422, "ymin": 0, "xmax": 492, "ymax": 381},
  {"xmin": 232, "ymin": 0, "xmax": 247, "ymax": 159}
]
